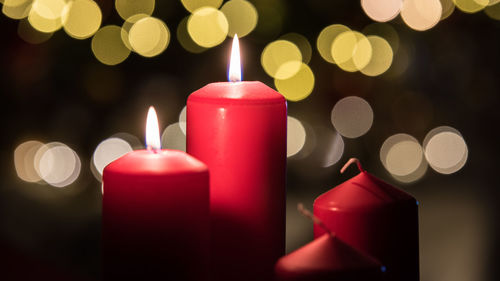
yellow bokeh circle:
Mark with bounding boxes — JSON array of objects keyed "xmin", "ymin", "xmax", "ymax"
[
  {"xmin": 454, "ymin": 0, "xmax": 488, "ymax": 13},
  {"xmin": 62, "ymin": 0, "xmax": 102, "ymax": 39},
  {"xmin": 220, "ymin": 0, "xmax": 258, "ymax": 37},
  {"xmin": 261, "ymin": 40, "xmax": 302, "ymax": 79},
  {"xmin": 280, "ymin": 33, "xmax": 312, "ymax": 64},
  {"xmin": 181, "ymin": 0, "xmax": 223, "ymax": 13},
  {"xmin": 361, "ymin": 36, "xmax": 393, "ymax": 76},
  {"xmin": 187, "ymin": 7, "xmax": 228, "ymax": 48},
  {"xmin": 2, "ymin": 0, "xmax": 32, "ymax": 20},
  {"xmin": 91, "ymin": 25, "xmax": 131, "ymax": 65},
  {"xmin": 115, "ymin": 0, "xmax": 154, "ymax": 20},
  {"xmin": 120, "ymin": 14, "xmax": 148, "ymax": 50},
  {"xmin": 317, "ymin": 24, "xmax": 350, "ymax": 64},
  {"xmin": 331, "ymin": 31, "xmax": 372, "ymax": 72},
  {"xmin": 177, "ymin": 16, "xmax": 207, "ymax": 53},
  {"xmin": 28, "ymin": 0, "xmax": 66, "ymax": 33},
  {"xmin": 274, "ymin": 63, "xmax": 315, "ymax": 102},
  {"xmin": 129, "ymin": 17, "xmax": 170, "ymax": 57}
]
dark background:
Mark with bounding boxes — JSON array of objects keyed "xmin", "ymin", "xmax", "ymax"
[{"xmin": 1, "ymin": 1, "xmax": 499, "ymax": 280}]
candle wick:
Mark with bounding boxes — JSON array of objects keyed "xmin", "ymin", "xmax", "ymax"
[
  {"xmin": 147, "ymin": 145, "xmax": 160, "ymax": 154},
  {"xmin": 297, "ymin": 203, "xmax": 335, "ymax": 237},
  {"xmin": 340, "ymin": 157, "xmax": 365, "ymax": 174}
]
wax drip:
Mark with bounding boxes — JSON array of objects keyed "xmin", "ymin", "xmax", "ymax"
[
  {"xmin": 340, "ymin": 157, "xmax": 365, "ymax": 174},
  {"xmin": 297, "ymin": 203, "xmax": 334, "ymax": 237}
]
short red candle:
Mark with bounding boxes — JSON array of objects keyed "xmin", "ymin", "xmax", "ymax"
[
  {"xmin": 313, "ymin": 159, "xmax": 419, "ymax": 281},
  {"xmin": 275, "ymin": 234, "xmax": 385, "ymax": 281},
  {"xmin": 102, "ymin": 107, "xmax": 210, "ymax": 281},
  {"xmin": 187, "ymin": 37, "xmax": 287, "ymax": 281}
]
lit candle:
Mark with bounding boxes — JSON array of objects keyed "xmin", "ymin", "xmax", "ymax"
[
  {"xmin": 187, "ymin": 35, "xmax": 287, "ymax": 281},
  {"xmin": 313, "ymin": 158, "xmax": 419, "ymax": 281},
  {"xmin": 102, "ymin": 107, "xmax": 210, "ymax": 281}
]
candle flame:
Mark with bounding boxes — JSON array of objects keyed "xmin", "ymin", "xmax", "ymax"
[
  {"xmin": 228, "ymin": 34, "xmax": 241, "ymax": 82},
  {"xmin": 146, "ymin": 106, "xmax": 161, "ymax": 152}
]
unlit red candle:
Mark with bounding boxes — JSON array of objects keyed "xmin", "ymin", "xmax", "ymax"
[
  {"xmin": 313, "ymin": 158, "xmax": 419, "ymax": 281},
  {"xmin": 102, "ymin": 107, "xmax": 210, "ymax": 281},
  {"xmin": 187, "ymin": 36, "xmax": 287, "ymax": 281}
]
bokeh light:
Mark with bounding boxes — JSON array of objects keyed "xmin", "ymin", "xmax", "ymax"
[
  {"xmin": 128, "ymin": 16, "xmax": 170, "ymax": 57},
  {"xmin": 91, "ymin": 25, "xmax": 131, "ymax": 65},
  {"xmin": 181, "ymin": 0, "xmax": 222, "ymax": 13},
  {"xmin": 261, "ymin": 40, "xmax": 302, "ymax": 79},
  {"xmin": 453, "ymin": 0, "xmax": 488, "ymax": 13},
  {"xmin": 187, "ymin": 7, "xmax": 228, "ymax": 48},
  {"xmin": 401, "ymin": 0, "xmax": 442, "ymax": 31},
  {"xmin": 287, "ymin": 116, "xmax": 306, "ymax": 157},
  {"xmin": 440, "ymin": 0, "xmax": 456, "ymax": 19},
  {"xmin": 178, "ymin": 106, "xmax": 187, "ymax": 135},
  {"xmin": 115, "ymin": 0, "xmax": 154, "ymax": 21},
  {"xmin": 424, "ymin": 126, "xmax": 468, "ymax": 174},
  {"xmin": 28, "ymin": 0, "xmax": 66, "ymax": 33},
  {"xmin": 362, "ymin": 23, "xmax": 399, "ymax": 53},
  {"xmin": 331, "ymin": 31, "xmax": 372, "ymax": 72},
  {"xmin": 14, "ymin": 140, "xmax": 44, "ymax": 183},
  {"xmin": 317, "ymin": 24, "xmax": 350, "ymax": 64},
  {"xmin": 62, "ymin": 0, "xmax": 102, "ymax": 39},
  {"xmin": 120, "ymin": 13, "xmax": 147, "ymax": 50},
  {"xmin": 360, "ymin": 35, "xmax": 393, "ymax": 76},
  {"xmin": 361, "ymin": 0, "xmax": 402, "ymax": 22},
  {"xmin": 161, "ymin": 123, "xmax": 186, "ymax": 152},
  {"xmin": 331, "ymin": 96, "xmax": 374, "ymax": 138},
  {"xmin": 36, "ymin": 142, "xmax": 81, "ymax": 187},
  {"xmin": 321, "ymin": 131, "xmax": 344, "ymax": 167},
  {"xmin": 176, "ymin": 16, "xmax": 207, "ymax": 53},
  {"xmin": 92, "ymin": 137, "xmax": 133, "ymax": 177},
  {"xmin": 2, "ymin": 0, "xmax": 32, "ymax": 19},
  {"xmin": 380, "ymin": 133, "xmax": 424, "ymax": 177},
  {"xmin": 18, "ymin": 17, "xmax": 53, "ymax": 44},
  {"xmin": 280, "ymin": 33, "xmax": 312, "ymax": 64},
  {"xmin": 485, "ymin": 2, "xmax": 500, "ymax": 19},
  {"xmin": 220, "ymin": 0, "xmax": 258, "ymax": 38},
  {"xmin": 274, "ymin": 62, "xmax": 314, "ymax": 102}
]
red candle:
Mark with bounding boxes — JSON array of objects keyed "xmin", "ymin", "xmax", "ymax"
[
  {"xmin": 187, "ymin": 36, "xmax": 287, "ymax": 281},
  {"xmin": 102, "ymin": 107, "xmax": 210, "ymax": 281},
  {"xmin": 313, "ymin": 158, "xmax": 419, "ymax": 281},
  {"xmin": 275, "ymin": 234, "xmax": 384, "ymax": 281}
]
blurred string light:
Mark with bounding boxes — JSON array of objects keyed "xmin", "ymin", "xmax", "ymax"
[
  {"xmin": 401, "ymin": 0, "xmax": 442, "ymax": 31},
  {"xmin": 187, "ymin": 6, "xmax": 228, "ymax": 48},
  {"xmin": 321, "ymin": 131, "xmax": 344, "ymax": 167},
  {"xmin": 274, "ymin": 63, "xmax": 315, "ymax": 102},
  {"xmin": 2, "ymin": 0, "xmax": 32, "ymax": 19},
  {"xmin": 128, "ymin": 16, "xmax": 170, "ymax": 57},
  {"xmin": 120, "ymin": 13, "xmax": 147, "ymax": 50},
  {"xmin": 362, "ymin": 23, "xmax": 399, "ymax": 53},
  {"xmin": 115, "ymin": 0, "xmax": 154, "ymax": 20},
  {"xmin": 15, "ymin": 140, "xmax": 81, "ymax": 187},
  {"xmin": 181, "ymin": 0, "xmax": 222, "ymax": 13},
  {"xmin": 440, "ymin": 0, "xmax": 456, "ymax": 19},
  {"xmin": 62, "ymin": 0, "xmax": 102, "ymax": 39},
  {"xmin": 331, "ymin": 96, "xmax": 374, "ymax": 138},
  {"xmin": 331, "ymin": 31, "xmax": 372, "ymax": 72},
  {"xmin": 178, "ymin": 106, "xmax": 187, "ymax": 135},
  {"xmin": 317, "ymin": 24, "xmax": 350, "ymax": 64},
  {"xmin": 280, "ymin": 33, "xmax": 312, "ymax": 64},
  {"xmin": 261, "ymin": 40, "xmax": 302, "ymax": 79},
  {"xmin": 360, "ymin": 36, "xmax": 393, "ymax": 76},
  {"xmin": 161, "ymin": 123, "xmax": 186, "ymax": 152},
  {"xmin": 423, "ymin": 126, "xmax": 468, "ymax": 174},
  {"xmin": 17, "ymin": 17, "xmax": 53, "ymax": 44},
  {"xmin": 361, "ymin": 0, "xmax": 402, "ymax": 22},
  {"xmin": 92, "ymin": 137, "xmax": 133, "ymax": 180},
  {"xmin": 177, "ymin": 16, "xmax": 207, "ymax": 53},
  {"xmin": 91, "ymin": 25, "xmax": 131, "ymax": 65},
  {"xmin": 380, "ymin": 133, "xmax": 427, "ymax": 183},
  {"xmin": 287, "ymin": 116, "xmax": 306, "ymax": 157},
  {"xmin": 220, "ymin": 0, "xmax": 258, "ymax": 38},
  {"xmin": 28, "ymin": 0, "xmax": 66, "ymax": 33},
  {"xmin": 453, "ymin": 0, "xmax": 488, "ymax": 13},
  {"xmin": 485, "ymin": 2, "xmax": 500, "ymax": 19}
]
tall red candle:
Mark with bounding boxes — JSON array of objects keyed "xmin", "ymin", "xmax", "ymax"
[
  {"xmin": 187, "ymin": 36, "xmax": 287, "ymax": 281},
  {"xmin": 313, "ymin": 158, "xmax": 419, "ymax": 281},
  {"xmin": 102, "ymin": 107, "xmax": 210, "ymax": 281}
]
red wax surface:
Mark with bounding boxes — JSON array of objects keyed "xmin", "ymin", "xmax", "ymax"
[
  {"xmin": 313, "ymin": 171, "xmax": 419, "ymax": 281},
  {"xmin": 187, "ymin": 81, "xmax": 287, "ymax": 281},
  {"xmin": 102, "ymin": 149, "xmax": 209, "ymax": 281},
  {"xmin": 275, "ymin": 234, "xmax": 384, "ymax": 281}
]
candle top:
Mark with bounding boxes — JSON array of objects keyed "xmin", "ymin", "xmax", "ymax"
[
  {"xmin": 103, "ymin": 149, "xmax": 207, "ymax": 176},
  {"xmin": 314, "ymin": 172, "xmax": 416, "ymax": 210},
  {"xmin": 275, "ymin": 234, "xmax": 383, "ymax": 277},
  {"xmin": 188, "ymin": 81, "xmax": 286, "ymax": 105}
]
